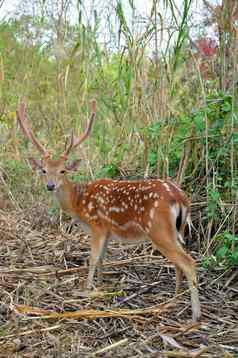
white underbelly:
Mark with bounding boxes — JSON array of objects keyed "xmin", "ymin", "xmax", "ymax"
[
  {"xmin": 72, "ymin": 217, "xmax": 149, "ymax": 244},
  {"xmin": 109, "ymin": 231, "xmax": 149, "ymax": 244}
]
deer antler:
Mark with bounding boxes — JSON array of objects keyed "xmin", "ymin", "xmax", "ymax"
[
  {"xmin": 16, "ymin": 102, "xmax": 49, "ymax": 157},
  {"xmin": 62, "ymin": 99, "xmax": 96, "ymax": 158}
]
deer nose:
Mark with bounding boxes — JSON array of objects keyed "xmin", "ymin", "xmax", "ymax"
[{"xmin": 47, "ymin": 181, "xmax": 55, "ymax": 191}]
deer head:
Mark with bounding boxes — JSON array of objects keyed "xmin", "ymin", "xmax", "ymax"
[{"xmin": 16, "ymin": 100, "xmax": 96, "ymax": 191}]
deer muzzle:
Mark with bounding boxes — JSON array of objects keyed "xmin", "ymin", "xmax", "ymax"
[{"xmin": 47, "ymin": 181, "xmax": 56, "ymax": 191}]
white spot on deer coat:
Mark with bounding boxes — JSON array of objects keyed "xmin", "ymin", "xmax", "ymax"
[
  {"xmin": 150, "ymin": 208, "xmax": 155, "ymax": 220},
  {"xmin": 163, "ymin": 182, "xmax": 171, "ymax": 192},
  {"xmin": 97, "ymin": 196, "xmax": 105, "ymax": 204},
  {"xmin": 122, "ymin": 202, "xmax": 128, "ymax": 209},
  {"xmin": 154, "ymin": 200, "xmax": 159, "ymax": 208},
  {"xmin": 109, "ymin": 207, "xmax": 121, "ymax": 213},
  {"xmin": 88, "ymin": 202, "xmax": 94, "ymax": 211}
]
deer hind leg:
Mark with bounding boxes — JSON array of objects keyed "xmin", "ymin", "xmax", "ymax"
[
  {"xmin": 175, "ymin": 222, "xmax": 186, "ymax": 294},
  {"xmin": 150, "ymin": 224, "xmax": 201, "ymax": 321},
  {"xmin": 87, "ymin": 231, "xmax": 109, "ymax": 289}
]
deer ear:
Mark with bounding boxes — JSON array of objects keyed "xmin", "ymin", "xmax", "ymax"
[
  {"xmin": 28, "ymin": 157, "xmax": 43, "ymax": 171},
  {"xmin": 65, "ymin": 159, "xmax": 81, "ymax": 172}
]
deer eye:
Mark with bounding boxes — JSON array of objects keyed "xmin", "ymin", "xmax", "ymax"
[
  {"xmin": 41, "ymin": 169, "xmax": 46, "ymax": 174},
  {"xmin": 60, "ymin": 170, "xmax": 66, "ymax": 174}
]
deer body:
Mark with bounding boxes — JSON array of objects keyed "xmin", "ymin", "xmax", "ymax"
[
  {"xmin": 60, "ymin": 178, "xmax": 187, "ymax": 244},
  {"xmin": 16, "ymin": 101, "xmax": 201, "ymax": 321}
]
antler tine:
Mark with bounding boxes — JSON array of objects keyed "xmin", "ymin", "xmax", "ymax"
[
  {"xmin": 62, "ymin": 99, "xmax": 96, "ymax": 158},
  {"xmin": 73, "ymin": 99, "xmax": 96, "ymax": 147},
  {"xmin": 62, "ymin": 131, "xmax": 74, "ymax": 158},
  {"xmin": 16, "ymin": 102, "xmax": 49, "ymax": 157}
]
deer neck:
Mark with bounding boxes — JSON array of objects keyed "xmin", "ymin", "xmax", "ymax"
[{"xmin": 55, "ymin": 177, "xmax": 83, "ymax": 215}]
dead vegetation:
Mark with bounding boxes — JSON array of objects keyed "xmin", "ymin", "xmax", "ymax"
[{"xmin": 0, "ymin": 206, "xmax": 237, "ymax": 358}]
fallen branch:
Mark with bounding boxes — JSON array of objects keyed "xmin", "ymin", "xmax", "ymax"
[{"xmin": 11, "ymin": 302, "xmax": 172, "ymax": 322}]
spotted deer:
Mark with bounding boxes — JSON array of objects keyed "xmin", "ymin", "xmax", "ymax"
[{"xmin": 16, "ymin": 101, "xmax": 201, "ymax": 321}]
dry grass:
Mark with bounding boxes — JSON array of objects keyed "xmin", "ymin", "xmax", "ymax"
[{"xmin": 0, "ymin": 206, "xmax": 238, "ymax": 357}]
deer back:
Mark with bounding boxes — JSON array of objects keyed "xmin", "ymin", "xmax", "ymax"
[{"xmin": 69, "ymin": 178, "xmax": 189, "ymax": 241}]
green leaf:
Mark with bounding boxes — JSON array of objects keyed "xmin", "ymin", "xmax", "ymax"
[
  {"xmin": 216, "ymin": 245, "xmax": 229, "ymax": 259},
  {"xmin": 193, "ymin": 114, "xmax": 204, "ymax": 132},
  {"xmin": 148, "ymin": 151, "xmax": 157, "ymax": 167},
  {"xmin": 221, "ymin": 101, "xmax": 231, "ymax": 112}
]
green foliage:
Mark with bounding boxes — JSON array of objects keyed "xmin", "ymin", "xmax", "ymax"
[
  {"xmin": 207, "ymin": 186, "xmax": 220, "ymax": 219},
  {"xmin": 94, "ymin": 54, "xmax": 133, "ymax": 118},
  {"xmin": 203, "ymin": 232, "xmax": 238, "ymax": 269},
  {"xmin": 201, "ymin": 255, "xmax": 217, "ymax": 269},
  {"xmin": 148, "ymin": 150, "xmax": 158, "ymax": 170},
  {"xmin": 146, "ymin": 121, "xmax": 161, "ymax": 171},
  {"xmin": 0, "ymin": 159, "xmax": 34, "ymax": 207},
  {"xmin": 99, "ymin": 163, "xmax": 120, "ymax": 178},
  {"xmin": 2, "ymin": 159, "xmax": 29, "ymax": 188},
  {"xmin": 47, "ymin": 200, "xmax": 60, "ymax": 218},
  {"xmin": 216, "ymin": 233, "xmax": 238, "ymax": 267},
  {"xmin": 147, "ymin": 122, "xmax": 161, "ymax": 139}
]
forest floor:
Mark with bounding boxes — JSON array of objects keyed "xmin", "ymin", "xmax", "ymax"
[{"xmin": 0, "ymin": 205, "xmax": 237, "ymax": 358}]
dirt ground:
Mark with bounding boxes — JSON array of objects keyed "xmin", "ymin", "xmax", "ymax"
[{"xmin": 0, "ymin": 205, "xmax": 237, "ymax": 357}]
